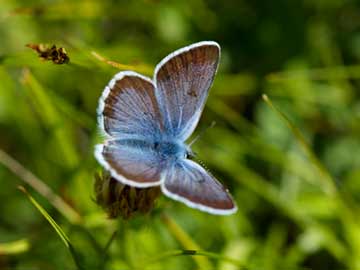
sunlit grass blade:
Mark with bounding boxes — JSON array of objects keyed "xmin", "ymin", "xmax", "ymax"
[
  {"xmin": 98, "ymin": 230, "xmax": 118, "ymax": 268},
  {"xmin": 0, "ymin": 51, "xmax": 50, "ymax": 68},
  {"xmin": 213, "ymin": 153, "xmax": 306, "ymax": 226},
  {"xmin": 208, "ymin": 95, "xmax": 347, "ymax": 193},
  {"xmin": 20, "ymin": 68, "xmax": 79, "ymax": 168},
  {"xmin": 160, "ymin": 213, "xmax": 213, "ymax": 270},
  {"xmin": 201, "ymin": 132, "xmax": 350, "ymax": 261},
  {"xmin": 19, "ymin": 186, "xmax": 71, "ymax": 247},
  {"xmin": 262, "ymin": 94, "xmax": 336, "ymax": 196},
  {"xmin": 262, "ymin": 94, "xmax": 360, "ymax": 268},
  {"xmin": 0, "ymin": 149, "xmax": 81, "ymax": 224},
  {"xmin": 18, "ymin": 186, "xmax": 84, "ymax": 270},
  {"xmin": 144, "ymin": 249, "xmax": 244, "ymax": 269},
  {"xmin": 0, "ymin": 239, "xmax": 30, "ymax": 255},
  {"xmin": 103, "ymin": 230, "xmax": 118, "ymax": 256},
  {"xmin": 91, "ymin": 51, "xmax": 153, "ymax": 75},
  {"xmin": 144, "ymin": 249, "xmax": 312, "ymax": 270},
  {"xmin": 261, "ymin": 94, "xmax": 360, "ymax": 212}
]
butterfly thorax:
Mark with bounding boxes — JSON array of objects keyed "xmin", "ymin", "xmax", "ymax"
[{"xmin": 154, "ymin": 140, "xmax": 188, "ymax": 160}]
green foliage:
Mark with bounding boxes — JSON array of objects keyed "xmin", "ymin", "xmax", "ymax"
[{"xmin": 0, "ymin": 0, "xmax": 360, "ymax": 269}]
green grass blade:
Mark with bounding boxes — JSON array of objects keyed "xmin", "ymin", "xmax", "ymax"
[
  {"xmin": 160, "ymin": 213, "xmax": 213, "ymax": 270},
  {"xmin": 144, "ymin": 249, "xmax": 312, "ymax": 270},
  {"xmin": 262, "ymin": 94, "xmax": 337, "ymax": 196},
  {"xmin": 20, "ymin": 69, "xmax": 79, "ymax": 169},
  {"xmin": 19, "ymin": 186, "xmax": 85, "ymax": 270},
  {"xmin": 19, "ymin": 186, "xmax": 71, "ymax": 247},
  {"xmin": 262, "ymin": 94, "xmax": 360, "ymax": 267},
  {"xmin": 91, "ymin": 51, "xmax": 153, "ymax": 75},
  {"xmin": 144, "ymin": 249, "xmax": 243, "ymax": 268},
  {"xmin": 0, "ymin": 149, "xmax": 81, "ymax": 224},
  {"xmin": 98, "ymin": 230, "xmax": 118, "ymax": 268}
]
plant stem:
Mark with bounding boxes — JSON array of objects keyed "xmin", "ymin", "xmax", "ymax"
[{"xmin": 0, "ymin": 148, "xmax": 81, "ymax": 224}]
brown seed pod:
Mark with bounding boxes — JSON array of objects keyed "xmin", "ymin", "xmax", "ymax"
[
  {"xmin": 94, "ymin": 171, "xmax": 161, "ymax": 219},
  {"xmin": 26, "ymin": 43, "xmax": 70, "ymax": 64}
]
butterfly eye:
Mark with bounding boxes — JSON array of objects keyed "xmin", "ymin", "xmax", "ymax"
[
  {"xmin": 154, "ymin": 142, "xmax": 159, "ymax": 149},
  {"xmin": 187, "ymin": 149, "xmax": 196, "ymax": 159}
]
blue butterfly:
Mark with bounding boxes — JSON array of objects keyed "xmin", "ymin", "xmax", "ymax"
[{"xmin": 95, "ymin": 41, "xmax": 237, "ymax": 215}]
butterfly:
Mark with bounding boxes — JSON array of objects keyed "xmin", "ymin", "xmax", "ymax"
[{"xmin": 95, "ymin": 41, "xmax": 237, "ymax": 215}]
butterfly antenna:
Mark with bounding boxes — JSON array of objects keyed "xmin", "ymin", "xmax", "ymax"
[{"xmin": 188, "ymin": 121, "xmax": 216, "ymax": 147}]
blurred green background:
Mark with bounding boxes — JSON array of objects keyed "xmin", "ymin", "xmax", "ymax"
[{"xmin": 1, "ymin": 0, "xmax": 360, "ymax": 269}]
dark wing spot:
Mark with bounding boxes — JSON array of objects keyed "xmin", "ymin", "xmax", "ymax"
[{"xmin": 187, "ymin": 89, "xmax": 198, "ymax": 98}]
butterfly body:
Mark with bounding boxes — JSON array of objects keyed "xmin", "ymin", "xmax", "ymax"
[
  {"xmin": 154, "ymin": 140, "xmax": 188, "ymax": 160},
  {"xmin": 95, "ymin": 41, "xmax": 237, "ymax": 215}
]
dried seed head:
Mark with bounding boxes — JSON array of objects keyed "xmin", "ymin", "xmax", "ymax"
[
  {"xmin": 26, "ymin": 43, "xmax": 69, "ymax": 64},
  {"xmin": 94, "ymin": 171, "xmax": 161, "ymax": 219}
]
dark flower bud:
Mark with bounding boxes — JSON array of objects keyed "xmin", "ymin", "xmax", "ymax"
[{"xmin": 94, "ymin": 171, "xmax": 161, "ymax": 219}]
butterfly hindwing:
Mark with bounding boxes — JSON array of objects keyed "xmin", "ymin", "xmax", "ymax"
[
  {"xmin": 162, "ymin": 159, "xmax": 237, "ymax": 215},
  {"xmin": 95, "ymin": 139, "xmax": 167, "ymax": 187},
  {"xmin": 154, "ymin": 41, "xmax": 220, "ymax": 141}
]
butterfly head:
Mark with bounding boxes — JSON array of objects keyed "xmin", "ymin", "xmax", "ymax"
[{"xmin": 185, "ymin": 145, "xmax": 196, "ymax": 159}]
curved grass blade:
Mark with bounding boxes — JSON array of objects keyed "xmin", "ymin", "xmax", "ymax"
[
  {"xmin": 18, "ymin": 186, "xmax": 84, "ymax": 270},
  {"xmin": 160, "ymin": 213, "xmax": 213, "ymax": 269},
  {"xmin": 91, "ymin": 51, "xmax": 153, "ymax": 75},
  {"xmin": 144, "ymin": 249, "xmax": 243, "ymax": 268},
  {"xmin": 261, "ymin": 95, "xmax": 359, "ymax": 211},
  {"xmin": 19, "ymin": 186, "xmax": 71, "ymax": 247},
  {"xmin": 0, "ymin": 149, "xmax": 81, "ymax": 224},
  {"xmin": 98, "ymin": 230, "xmax": 118, "ymax": 268},
  {"xmin": 262, "ymin": 94, "xmax": 337, "ymax": 196},
  {"xmin": 143, "ymin": 249, "xmax": 312, "ymax": 270},
  {"xmin": 262, "ymin": 95, "xmax": 360, "ymax": 264},
  {"xmin": 20, "ymin": 69, "xmax": 79, "ymax": 169}
]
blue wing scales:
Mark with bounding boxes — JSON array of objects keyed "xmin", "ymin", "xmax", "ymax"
[
  {"xmin": 154, "ymin": 41, "xmax": 220, "ymax": 141},
  {"xmin": 98, "ymin": 71, "xmax": 163, "ymax": 141},
  {"xmin": 95, "ymin": 139, "xmax": 167, "ymax": 187},
  {"xmin": 162, "ymin": 159, "xmax": 237, "ymax": 215}
]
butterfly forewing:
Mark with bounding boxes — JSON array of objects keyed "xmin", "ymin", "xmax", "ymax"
[
  {"xmin": 98, "ymin": 71, "xmax": 163, "ymax": 140},
  {"xmin": 154, "ymin": 42, "xmax": 220, "ymax": 141},
  {"xmin": 162, "ymin": 159, "xmax": 237, "ymax": 215}
]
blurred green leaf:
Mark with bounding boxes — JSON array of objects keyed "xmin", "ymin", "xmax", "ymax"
[{"xmin": 0, "ymin": 239, "xmax": 30, "ymax": 255}]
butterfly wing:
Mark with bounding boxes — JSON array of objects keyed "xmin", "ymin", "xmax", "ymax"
[
  {"xmin": 98, "ymin": 71, "xmax": 163, "ymax": 140},
  {"xmin": 161, "ymin": 159, "xmax": 237, "ymax": 215},
  {"xmin": 95, "ymin": 139, "xmax": 167, "ymax": 187},
  {"xmin": 154, "ymin": 41, "xmax": 220, "ymax": 141}
]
